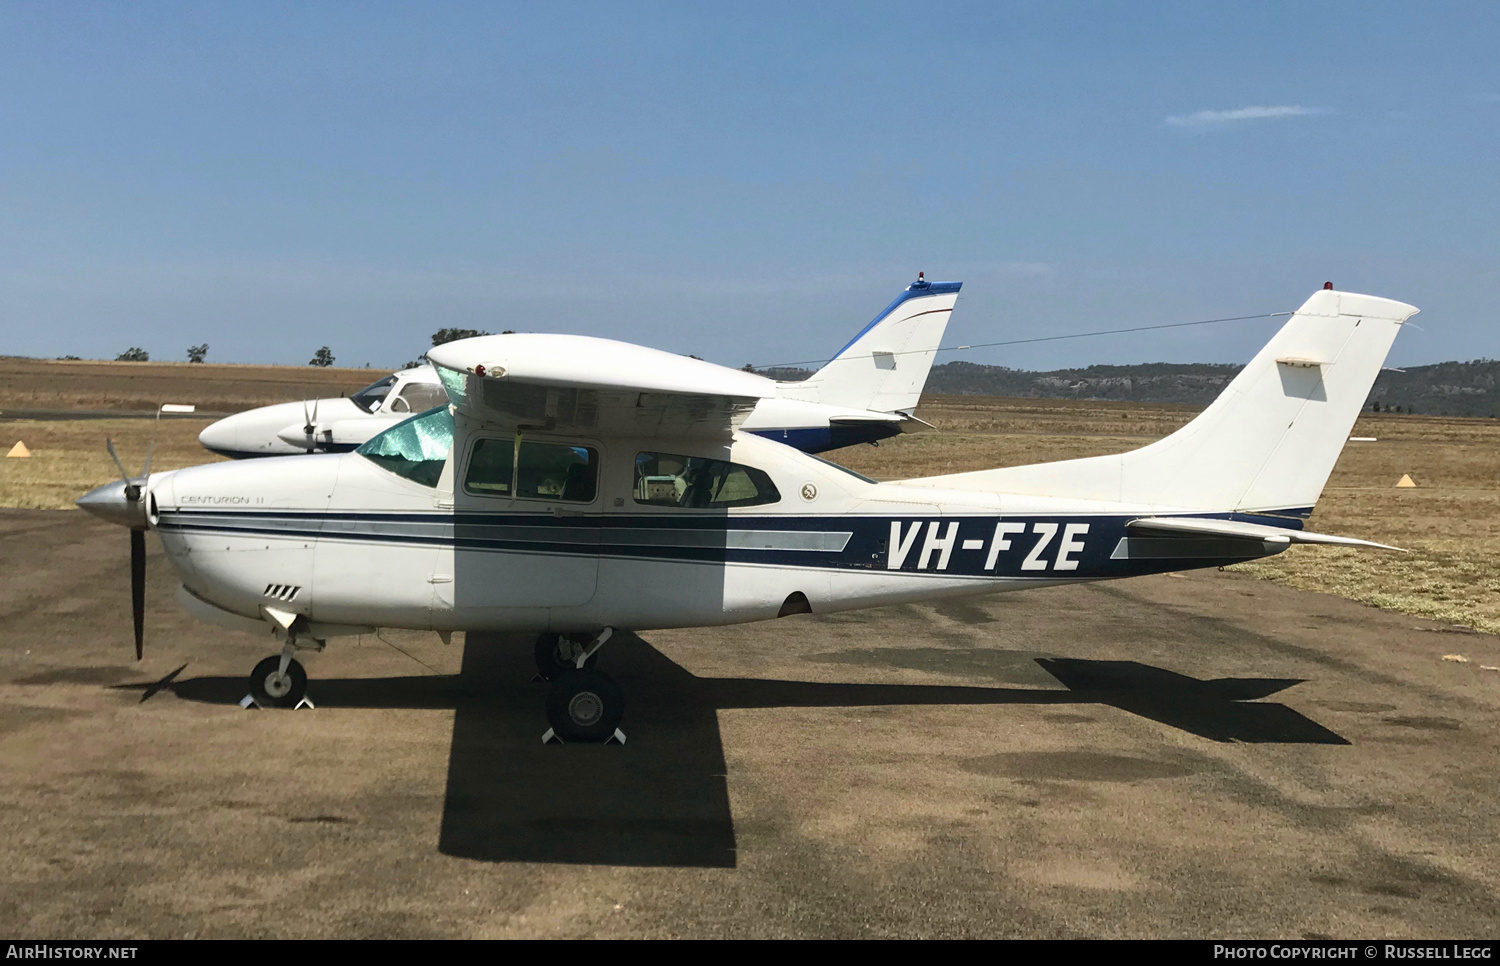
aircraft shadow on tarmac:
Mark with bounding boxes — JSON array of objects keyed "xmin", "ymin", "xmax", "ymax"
[{"xmin": 122, "ymin": 633, "xmax": 1347, "ymax": 869}]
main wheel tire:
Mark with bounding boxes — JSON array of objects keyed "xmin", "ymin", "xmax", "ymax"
[
  {"xmin": 545, "ymin": 668, "xmax": 624, "ymax": 742},
  {"xmin": 249, "ymin": 655, "xmax": 308, "ymax": 709},
  {"xmin": 533, "ymin": 632, "xmax": 596, "ymax": 681}
]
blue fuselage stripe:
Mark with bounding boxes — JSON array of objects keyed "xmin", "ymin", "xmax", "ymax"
[{"xmin": 156, "ymin": 507, "xmax": 1294, "ymax": 580}]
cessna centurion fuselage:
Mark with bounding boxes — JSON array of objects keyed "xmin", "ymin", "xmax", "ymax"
[{"xmin": 155, "ymin": 425, "xmax": 1228, "ymax": 638}]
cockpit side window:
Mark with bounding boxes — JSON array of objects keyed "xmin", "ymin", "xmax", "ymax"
[
  {"xmin": 350, "ymin": 375, "xmax": 398, "ymax": 413},
  {"xmin": 355, "ymin": 405, "xmax": 453, "ymax": 487},
  {"xmin": 464, "ymin": 438, "xmax": 598, "ymax": 503},
  {"xmin": 633, "ymin": 452, "xmax": 780, "ymax": 508}
]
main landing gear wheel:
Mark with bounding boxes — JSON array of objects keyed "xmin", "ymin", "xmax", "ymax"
[
  {"xmin": 533, "ymin": 632, "xmax": 596, "ymax": 681},
  {"xmin": 249, "ymin": 655, "xmax": 308, "ymax": 708},
  {"xmin": 545, "ymin": 668, "xmax": 624, "ymax": 743}
]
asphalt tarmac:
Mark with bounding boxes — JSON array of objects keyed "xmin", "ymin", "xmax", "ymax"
[{"xmin": 1, "ymin": 509, "xmax": 1496, "ymax": 938}]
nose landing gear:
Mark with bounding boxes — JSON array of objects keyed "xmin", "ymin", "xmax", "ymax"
[
  {"xmin": 244, "ymin": 634, "xmax": 323, "ymax": 709},
  {"xmin": 249, "ymin": 655, "xmax": 307, "ymax": 708}
]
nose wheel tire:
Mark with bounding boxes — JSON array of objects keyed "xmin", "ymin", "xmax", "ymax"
[
  {"xmin": 534, "ymin": 632, "xmax": 596, "ymax": 681},
  {"xmin": 249, "ymin": 655, "xmax": 308, "ymax": 709},
  {"xmin": 544, "ymin": 668, "xmax": 624, "ymax": 743}
]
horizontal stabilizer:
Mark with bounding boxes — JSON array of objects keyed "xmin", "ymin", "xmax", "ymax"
[
  {"xmin": 1127, "ymin": 516, "xmax": 1404, "ymax": 551},
  {"xmin": 827, "ymin": 413, "xmax": 903, "ymax": 425}
]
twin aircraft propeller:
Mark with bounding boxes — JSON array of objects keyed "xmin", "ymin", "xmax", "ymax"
[{"xmin": 78, "ymin": 281, "xmax": 1414, "ymax": 744}]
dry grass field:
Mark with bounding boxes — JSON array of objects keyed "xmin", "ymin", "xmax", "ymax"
[
  {"xmin": 0, "ymin": 416, "xmax": 227, "ymax": 510},
  {"xmin": 0, "ymin": 356, "xmax": 375, "ymax": 414},
  {"xmin": 2, "ymin": 361, "xmax": 1495, "ymax": 635}
]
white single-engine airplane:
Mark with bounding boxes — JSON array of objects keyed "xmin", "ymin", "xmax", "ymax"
[
  {"xmin": 195, "ymin": 277, "xmax": 961, "ymax": 459},
  {"xmin": 79, "ymin": 285, "xmax": 1413, "ymax": 743}
]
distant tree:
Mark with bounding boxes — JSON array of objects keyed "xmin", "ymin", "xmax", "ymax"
[
  {"xmin": 741, "ymin": 363, "xmax": 755, "ymax": 372},
  {"xmin": 309, "ymin": 346, "xmax": 335, "ymax": 367},
  {"xmin": 187, "ymin": 343, "xmax": 209, "ymax": 363},
  {"xmin": 1371, "ymin": 401, "xmax": 1381, "ymax": 412},
  {"xmin": 430, "ymin": 328, "xmax": 490, "ymax": 347},
  {"xmin": 57, "ymin": 355, "xmax": 82, "ymax": 361},
  {"xmin": 115, "ymin": 347, "xmax": 149, "ymax": 362},
  {"xmin": 501, "ymin": 330, "xmax": 516, "ymax": 335}
]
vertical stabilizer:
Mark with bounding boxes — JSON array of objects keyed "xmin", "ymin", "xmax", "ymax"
[
  {"xmin": 903, "ymin": 289, "xmax": 1418, "ymax": 514},
  {"xmin": 780, "ymin": 279, "xmax": 960, "ymax": 414}
]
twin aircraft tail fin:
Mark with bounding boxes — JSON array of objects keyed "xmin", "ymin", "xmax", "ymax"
[
  {"xmin": 781, "ymin": 279, "xmax": 961, "ymax": 414},
  {"xmin": 906, "ymin": 288, "xmax": 1418, "ymax": 514}
]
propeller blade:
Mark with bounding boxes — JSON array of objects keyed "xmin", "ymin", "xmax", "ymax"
[
  {"xmin": 302, "ymin": 400, "xmax": 316, "ymax": 452},
  {"xmin": 130, "ymin": 528, "xmax": 145, "ymax": 660},
  {"xmin": 139, "ymin": 438, "xmax": 155, "ymax": 480},
  {"xmin": 106, "ymin": 439, "xmax": 133, "ymax": 486}
]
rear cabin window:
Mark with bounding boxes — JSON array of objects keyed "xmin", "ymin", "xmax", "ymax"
[
  {"xmin": 355, "ymin": 405, "xmax": 453, "ymax": 487},
  {"xmin": 464, "ymin": 438, "xmax": 598, "ymax": 503},
  {"xmin": 634, "ymin": 452, "xmax": 780, "ymax": 509}
]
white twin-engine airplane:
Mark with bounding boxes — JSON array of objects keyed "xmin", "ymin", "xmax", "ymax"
[
  {"xmin": 79, "ymin": 286, "xmax": 1413, "ymax": 744},
  {"xmin": 195, "ymin": 277, "xmax": 962, "ymax": 459}
]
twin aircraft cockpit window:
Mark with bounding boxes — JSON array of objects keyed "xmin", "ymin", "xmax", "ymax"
[
  {"xmin": 349, "ymin": 374, "xmax": 451, "ymax": 414},
  {"xmin": 389, "ymin": 382, "xmax": 449, "ymax": 414},
  {"xmin": 349, "ymin": 374, "xmax": 398, "ymax": 414}
]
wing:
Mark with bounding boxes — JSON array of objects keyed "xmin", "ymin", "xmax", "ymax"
[{"xmin": 425, "ymin": 334, "xmax": 777, "ymax": 438}]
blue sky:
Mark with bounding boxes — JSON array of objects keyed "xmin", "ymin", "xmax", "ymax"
[{"xmin": 1, "ymin": 2, "xmax": 1497, "ymax": 371}]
